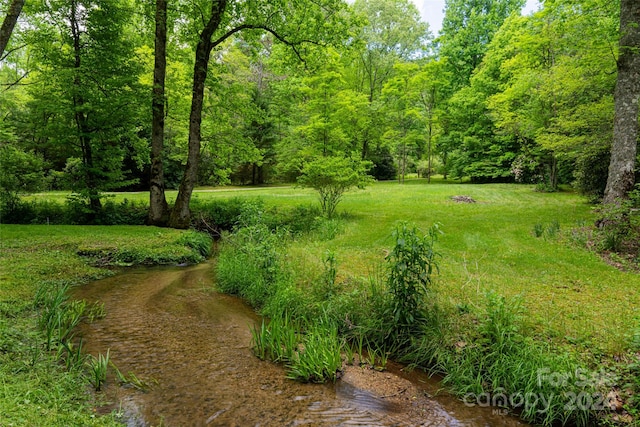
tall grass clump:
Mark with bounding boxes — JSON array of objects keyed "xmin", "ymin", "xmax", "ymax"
[
  {"xmin": 87, "ymin": 349, "xmax": 110, "ymax": 391},
  {"xmin": 251, "ymin": 312, "xmax": 343, "ymax": 383},
  {"xmin": 176, "ymin": 230, "xmax": 213, "ymax": 259},
  {"xmin": 403, "ymin": 291, "xmax": 596, "ymax": 426},
  {"xmin": 216, "ymin": 202, "xmax": 289, "ymax": 308},
  {"xmin": 35, "ymin": 282, "xmax": 87, "ymax": 351}
]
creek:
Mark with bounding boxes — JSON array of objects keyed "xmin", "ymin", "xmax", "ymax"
[{"xmin": 73, "ymin": 262, "xmax": 527, "ymax": 427}]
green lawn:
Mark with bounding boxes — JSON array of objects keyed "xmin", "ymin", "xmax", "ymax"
[
  {"xmin": 136, "ymin": 179, "xmax": 635, "ymax": 356},
  {"xmin": 22, "ymin": 180, "xmax": 638, "ymax": 355},
  {"xmin": 5, "ymin": 179, "xmax": 638, "ymax": 424}
]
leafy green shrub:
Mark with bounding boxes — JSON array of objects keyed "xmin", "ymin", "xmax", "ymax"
[
  {"xmin": 191, "ymin": 197, "xmax": 248, "ymax": 232},
  {"xmin": 267, "ymin": 204, "xmax": 321, "ymax": 235},
  {"xmin": 0, "ymin": 195, "xmax": 148, "ymax": 225},
  {"xmin": 384, "ymin": 222, "xmax": 441, "ymax": 336},
  {"xmin": 176, "ymin": 230, "xmax": 212, "ymax": 258},
  {"xmin": 297, "ymin": 156, "xmax": 373, "ymax": 218},
  {"xmin": 216, "ymin": 214, "xmax": 288, "ymax": 307}
]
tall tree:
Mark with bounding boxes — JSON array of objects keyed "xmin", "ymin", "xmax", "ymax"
[
  {"xmin": 26, "ymin": 0, "xmax": 147, "ymax": 211},
  {"xmin": 168, "ymin": 0, "xmax": 352, "ymax": 228},
  {"xmin": 148, "ymin": 0, "xmax": 170, "ymax": 225},
  {"xmin": 604, "ymin": 0, "xmax": 640, "ymax": 203},
  {"xmin": 438, "ymin": 0, "xmax": 525, "ymax": 89},
  {"xmin": 348, "ymin": 0, "xmax": 430, "ymax": 161},
  {"xmin": 0, "ymin": 0, "xmax": 24, "ymax": 57}
]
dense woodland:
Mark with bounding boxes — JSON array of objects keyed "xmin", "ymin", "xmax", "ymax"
[{"xmin": 0, "ymin": 0, "xmax": 638, "ymax": 226}]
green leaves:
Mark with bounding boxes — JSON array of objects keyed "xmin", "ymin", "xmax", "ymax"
[
  {"xmin": 297, "ymin": 155, "xmax": 373, "ymax": 218},
  {"xmin": 385, "ymin": 222, "xmax": 441, "ymax": 333}
]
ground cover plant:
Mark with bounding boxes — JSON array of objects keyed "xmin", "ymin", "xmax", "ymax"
[
  {"xmin": 211, "ymin": 179, "xmax": 640, "ymax": 426},
  {"xmin": 0, "ymin": 225, "xmax": 211, "ymax": 425},
  {"xmin": 6, "ymin": 179, "xmax": 640, "ymax": 425}
]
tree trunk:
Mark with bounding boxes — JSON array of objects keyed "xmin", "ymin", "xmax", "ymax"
[
  {"xmin": 148, "ymin": 0, "xmax": 170, "ymax": 226},
  {"xmin": 0, "ymin": 0, "xmax": 24, "ymax": 57},
  {"xmin": 168, "ymin": 0, "xmax": 227, "ymax": 229},
  {"xmin": 71, "ymin": 0, "xmax": 101, "ymax": 212},
  {"xmin": 603, "ymin": 0, "xmax": 640, "ymax": 204}
]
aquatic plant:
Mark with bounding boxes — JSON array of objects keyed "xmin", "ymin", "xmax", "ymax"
[{"xmin": 87, "ymin": 349, "xmax": 110, "ymax": 391}]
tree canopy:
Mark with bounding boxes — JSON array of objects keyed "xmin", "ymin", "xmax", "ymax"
[{"xmin": 0, "ymin": 0, "xmax": 638, "ymax": 224}]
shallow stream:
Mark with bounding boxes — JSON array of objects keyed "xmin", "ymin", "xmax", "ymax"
[{"xmin": 73, "ymin": 263, "xmax": 526, "ymax": 426}]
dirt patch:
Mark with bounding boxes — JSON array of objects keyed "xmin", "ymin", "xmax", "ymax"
[
  {"xmin": 340, "ymin": 364, "xmax": 435, "ymax": 416},
  {"xmin": 451, "ymin": 195, "xmax": 477, "ymax": 203}
]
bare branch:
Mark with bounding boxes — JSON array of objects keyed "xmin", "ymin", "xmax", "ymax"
[{"xmin": 209, "ymin": 23, "xmax": 328, "ymax": 66}]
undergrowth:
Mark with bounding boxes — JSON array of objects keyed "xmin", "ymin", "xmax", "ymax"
[{"xmin": 216, "ymin": 204, "xmax": 604, "ymax": 426}]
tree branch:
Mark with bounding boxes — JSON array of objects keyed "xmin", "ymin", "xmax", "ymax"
[
  {"xmin": 1, "ymin": 70, "xmax": 29, "ymax": 92},
  {"xmin": 0, "ymin": 42, "xmax": 27, "ymax": 61},
  {"xmin": 209, "ymin": 23, "xmax": 326, "ymax": 65}
]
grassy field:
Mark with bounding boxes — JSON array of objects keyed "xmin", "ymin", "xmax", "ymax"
[
  {"xmin": 4, "ymin": 179, "xmax": 639, "ymax": 424},
  {"xmin": 90, "ymin": 178, "xmax": 633, "ymax": 357},
  {"xmin": 30, "ymin": 179, "xmax": 635, "ymax": 355}
]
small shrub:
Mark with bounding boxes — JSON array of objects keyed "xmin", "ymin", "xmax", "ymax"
[
  {"xmin": 385, "ymin": 222, "xmax": 441, "ymax": 336},
  {"xmin": 216, "ymin": 217, "xmax": 288, "ymax": 307},
  {"xmin": 176, "ymin": 230, "xmax": 212, "ymax": 259},
  {"xmin": 297, "ymin": 156, "xmax": 373, "ymax": 218}
]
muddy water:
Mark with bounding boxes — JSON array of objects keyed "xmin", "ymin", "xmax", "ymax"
[{"xmin": 74, "ymin": 263, "xmax": 526, "ymax": 427}]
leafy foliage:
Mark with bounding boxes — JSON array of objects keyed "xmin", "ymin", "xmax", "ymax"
[
  {"xmin": 297, "ymin": 156, "xmax": 373, "ymax": 218},
  {"xmin": 384, "ymin": 222, "xmax": 441, "ymax": 339}
]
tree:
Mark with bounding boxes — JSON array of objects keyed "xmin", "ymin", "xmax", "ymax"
[
  {"xmin": 148, "ymin": 0, "xmax": 170, "ymax": 226},
  {"xmin": 297, "ymin": 155, "xmax": 373, "ymax": 218},
  {"xmin": 345, "ymin": 0, "xmax": 430, "ymax": 163},
  {"xmin": 0, "ymin": 145, "xmax": 44, "ymax": 212},
  {"xmin": 438, "ymin": 0, "xmax": 525, "ymax": 89},
  {"xmin": 381, "ymin": 62, "xmax": 424, "ymax": 183},
  {"xmin": 604, "ymin": 0, "xmax": 640, "ymax": 204},
  {"xmin": 486, "ymin": 4, "xmax": 618, "ymax": 193},
  {"xmin": 0, "ymin": 0, "xmax": 24, "ymax": 57},
  {"xmin": 413, "ymin": 60, "xmax": 450, "ymax": 183},
  {"xmin": 24, "ymin": 0, "xmax": 147, "ymax": 211},
  {"xmin": 166, "ymin": 0, "xmax": 352, "ymax": 228}
]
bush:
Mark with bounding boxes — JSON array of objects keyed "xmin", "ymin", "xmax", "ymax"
[
  {"xmin": 384, "ymin": 222, "xmax": 441, "ymax": 337},
  {"xmin": 0, "ymin": 195, "xmax": 148, "ymax": 225},
  {"xmin": 297, "ymin": 156, "xmax": 373, "ymax": 218},
  {"xmin": 190, "ymin": 197, "xmax": 248, "ymax": 233},
  {"xmin": 216, "ymin": 221, "xmax": 288, "ymax": 307}
]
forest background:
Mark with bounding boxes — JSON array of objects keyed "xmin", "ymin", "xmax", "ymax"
[{"xmin": 0, "ymin": 0, "xmax": 630, "ymax": 221}]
